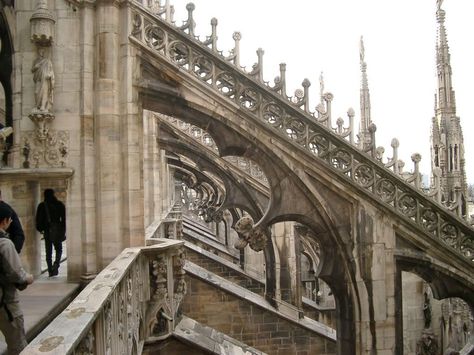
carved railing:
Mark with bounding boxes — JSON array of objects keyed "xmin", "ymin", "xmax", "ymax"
[
  {"xmin": 23, "ymin": 239, "xmax": 186, "ymax": 355},
  {"xmin": 146, "ymin": 203, "xmax": 184, "ymax": 241},
  {"xmin": 129, "ymin": 1, "xmax": 474, "ymax": 262}
]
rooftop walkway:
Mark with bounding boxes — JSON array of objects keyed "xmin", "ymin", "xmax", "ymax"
[{"xmin": 0, "ymin": 242, "xmax": 80, "ymax": 355}]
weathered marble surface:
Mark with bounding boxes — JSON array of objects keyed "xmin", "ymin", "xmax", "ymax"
[{"xmin": 174, "ymin": 316, "xmax": 267, "ymax": 355}]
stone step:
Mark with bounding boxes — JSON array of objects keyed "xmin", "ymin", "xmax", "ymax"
[
  {"xmin": 173, "ymin": 316, "xmax": 267, "ymax": 355},
  {"xmin": 182, "ymin": 261, "xmax": 337, "ymax": 355},
  {"xmin": 142, "ymin": 336, "xmax": 209, "ymax": 354},
  {"xmin": 183, "ymin": 215, "xmax": 217, "ymax": 239},
  {"xmin": 183, "ymin": 225, "xmax": 239, "ymax": 263},
  {"xmin": 185, "ymin": 242, "xmax": 265, "ymax": 297}
]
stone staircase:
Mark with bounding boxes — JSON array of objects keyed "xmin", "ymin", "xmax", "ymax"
[
  {"xmin": 182, "ymin": 262, "xmax": 336, "ymax": 355},
  {"xmin": 182, "ymin": 217, "xmax": 336, "ymax": 323},
  {"xmin": 175, "ymin": 217, "xmax": 337, "ymax": 354},
  {"xmin": 185, "ymin": 243, "xmax": 265, "ymax": 298}
]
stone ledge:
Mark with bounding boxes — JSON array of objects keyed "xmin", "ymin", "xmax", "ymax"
[
  {"xmin": 0, "ymin": 167, "xmax": 74, "ymax": 181},
  {"xmin": 174, "ymin": 316, "xmax": 267, "ymax": 355},
  {"xmin": 184, "ymin": 227, "xmax": 237, "ymax": 260}
]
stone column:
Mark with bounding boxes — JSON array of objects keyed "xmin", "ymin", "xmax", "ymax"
[
  {"xmin": 94, "ymin": 0, "xmax": 123, "ymax": 268},
  {"xmin": 119, "ymin": 4, "xmax": 144, "ymax": 248},
  {"xmin": 74, "ymin": 3, "xmax": 97, "ymax": 281},
  {"xmin": 352, "ymin": 207, "xmax": 398, "ymax": 354},
  {"xmin": 17, "ymin": 181, "xmax": 42, "ymax": 276},
  {"xmin": 273, "ymin": 221, "xmax": 302, "ymax": 308}
]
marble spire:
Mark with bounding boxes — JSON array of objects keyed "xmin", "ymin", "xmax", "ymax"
[
  {"xmin": 430, "ymin": 0, "xmax": 467, "ymax": 206},
  {"xmin": 358, "ymin": 36, "xmax": 372, "ymax": 150}
]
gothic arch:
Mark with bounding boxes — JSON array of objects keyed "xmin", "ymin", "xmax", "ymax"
[{"xmin": 0, "ymin": 5, "xmax": 14, "ymax": 143}]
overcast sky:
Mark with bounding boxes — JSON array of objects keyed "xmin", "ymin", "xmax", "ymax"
[{"xmin": 169, "ymin": 0, "xmax": 474, "ymax": 184}]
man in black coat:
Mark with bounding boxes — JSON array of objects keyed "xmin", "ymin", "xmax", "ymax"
[
  {"xmin": 0, "ymin": 190, "xmax": 25, "ymax": 254},
  {"xmin": 35, "ymin": 189, "xmax": 66, "ymax": 277}
]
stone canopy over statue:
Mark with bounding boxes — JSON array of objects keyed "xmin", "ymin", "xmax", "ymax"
[{"xmin": 31, "ymin": 47, "xmax": 54, "ymax": 113}]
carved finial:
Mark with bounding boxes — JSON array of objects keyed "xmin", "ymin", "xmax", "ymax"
[
  {"xmin": 249, "ymin": 48, "xmax": 264, "ymax": 83},
  {"xmin": 203, "ymin": 17, "xmax": 218, "ymax": 51},
  {"xmin": 179, "ymin": 3, "xmax": 196, "ymax": 37},
  {"xmin": 302, "ymin": 78, "xmax": 311, "ymax": 112},
  {"xmin": 319, "ymin": 71, "xmax": 325, "ymax": 106},
  {"xmin": 347, "ymin": 108, "xmax": 355, "ymax": 144},
  {"xmin": 278, "ymin": 63, "xmax": 287, "ymax": 97},
  {"xmin": 437, "ymin": 0, "xmax": 444, "ymax": 11},
  {"xmin": 359, "ymin": 36, "xmax": 365, "ymax": 63},
  {"xmin": 228, "ymin": 31, "xmax": 242, "ymax": 67}
]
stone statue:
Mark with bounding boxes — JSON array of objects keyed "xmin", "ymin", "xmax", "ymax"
[
  {"xmin": 31, "ymin": 48, "xmax": 54, "ymax": 112},
  {"xmin": 437, "ymin": 0, "xmax": 444, "ymax": 11},
  {"xmin": 360, "ymin": 36, "xmax": 365, "ymax": 63},
  {"xmin": 423, "ymin": 292, "xmax": 432, "ymax": 329}
]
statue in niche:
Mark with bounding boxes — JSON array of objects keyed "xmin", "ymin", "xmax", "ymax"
[
  {"xmin": 423, "ymin": 291, "xmax": 432, "ymax": 329},
  {"xmin": 31, "ymin": 47, "xmax": 55, "ymax": 113}
]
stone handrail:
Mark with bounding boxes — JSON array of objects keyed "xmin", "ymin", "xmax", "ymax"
[
  {"xmin": 129, "ymin": 1, "xmax": 473, "ymax": 262},
  {"xmin": 22, "ymin": 239, "xmax": 186, "ymax": 355}
]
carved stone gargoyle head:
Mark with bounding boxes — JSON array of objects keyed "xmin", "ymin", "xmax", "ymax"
[{"xmin": 234, "ymin": 215, "xmax": 267, "ymax": 252}]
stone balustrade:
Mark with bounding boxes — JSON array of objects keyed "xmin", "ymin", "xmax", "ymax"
[
  {"xmin": 146, "ymin": 205, "xmax": 183, "ymax": 242},
  {"xmin": 22, "ymin": 239, "xmax": 186, "ymax": 355}
]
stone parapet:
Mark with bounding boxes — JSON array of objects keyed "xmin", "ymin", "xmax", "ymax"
[{"xmin": 23, "ymin": 239, "xmax": 185, "ymax": 354}]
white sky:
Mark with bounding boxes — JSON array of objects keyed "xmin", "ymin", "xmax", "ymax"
[{"xmin": 170, "ymin": 0, "xmax": 474, "ymax": 183}]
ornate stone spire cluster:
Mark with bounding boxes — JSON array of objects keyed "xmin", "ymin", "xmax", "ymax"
[{"xmin": 430, "ymin": 0, "xmax": 467, "ymax": 207}]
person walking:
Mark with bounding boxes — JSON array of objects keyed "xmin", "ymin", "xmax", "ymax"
[
  {"xmin": 0, "ymin": 190, "xmax": 25, "ymax": 254},
  {"xmin": 0, "ymin": 204, "xmax": 34, "ymax": 354},
  {"xmin": 35, "ymin": 189, "xmax": 66, "ymax": 277}
]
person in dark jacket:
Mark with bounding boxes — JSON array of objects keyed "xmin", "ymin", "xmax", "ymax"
[
  {"xmin": 0, "ymin": 203, "xmax": 34, "ymax": 354},
  {"xmin": 35, "ymin": 189, "xmax": 66, "ymax": 277},
  {"xmin": 0, "ymin": 190, "xmax": 25, "ymax": 254}
]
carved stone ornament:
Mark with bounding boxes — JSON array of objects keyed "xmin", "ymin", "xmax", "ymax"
[
  {"xmin": 234, "ymin": 215, "xmax": 267, "ymax": 252},
  {"xmin": 30, "ymin": 0, "xmax": 55, "ymax": 46},
  {"xmin": 22, "ymin": 129, "xmax": 69, "ymax": 168},
  {"xmin": 146, "ymin": 257, "xmax": 173, "ymax": 340},
  {"xmin": 415, "ymin": 330, "xmax": 439, "ymax": 355},
  {"xmin": 172, "ymin": 248, "xmax": 187, "ymax": 317}
]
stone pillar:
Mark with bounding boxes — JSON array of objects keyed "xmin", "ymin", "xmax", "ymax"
[
  {"xmin": 24, "ymin": 181, "xmax": 42, "ymax": 276},
  {"xmin": 74, "ymin": 3, "xmax": 97, "ymax": 281},
  {"xmin": 94, "ymin": 0, "xmax": 123, "ymax": 268},
  {"xmin": 15, "ymin": 181, "xmax": 42, "ymax": 276},
  {"xmin": 119, "ymin": 4, "xmax": 144, "ymax": 248},
  {"xmin": 353, "ymin": 207, "xmax": 398, "ymax": 354},
  {"xmin": 273, "ymin": 221, "xmax": 301, "ymax": 308}
]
